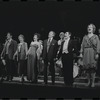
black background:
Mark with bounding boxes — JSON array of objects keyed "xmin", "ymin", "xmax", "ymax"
[{"xmin": 0, "ymin": 1, "xmax": 100, "ymax": 45}]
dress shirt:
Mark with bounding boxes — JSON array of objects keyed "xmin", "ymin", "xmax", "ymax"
[
  {"xmin": 47, "ymin": 38, "xmax": 53, "ymax": 52},
  {"xmin": 6, "ymin": 39, "xmax": 12, "ymax": 54},
  {"xmin": 62, "ymin": 38, "xmax": 70, "ymax": 54},
  {"xmin": 48, "ymin": 38, "xmax": 53, "ymax": 43}
]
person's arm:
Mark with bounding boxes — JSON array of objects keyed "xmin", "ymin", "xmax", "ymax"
[
  {"xmin": 26, "ymin": 42, "xmax": 32, "ymax": 56},
  {"xmin": 13, "ymin": 40, "xmax": 17, "ymax": 54},
  {"xmin": 94, "ymin": 35, "xmax": 100, "ymax": 60},
  {"xmin": 54, "ymin": 41, "xmax": 59, "ymax": 60},
  {"xmin": 79, "ymin": 36, "xmax": 85, "ymax": 57},
  {"xmin": 96, "ymin": 35, "xmax": 100, "ymax": 54},
  {"xmin": 57, "ymin": 41, "xmax": 63, "ymax": 60},
  {"xmin": 13, "ymin": 49, "xmax": 18, "ymax": 60},
  {"xmin": 1, "ymin": 42, "xmax": 6, "ymax": 59},
  {"xmin": 25, "ymin": 43, "xmax": 28, "ymax": 54}
]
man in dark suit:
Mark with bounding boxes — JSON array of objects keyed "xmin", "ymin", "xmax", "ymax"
[
  {"xmin": 42, "ymin": 31, "xmax": 58, "ymax": 85},
  {"xmin": 1, "ymin": 32, "xmax": 17, "ymax": 81},
  {"xmin": 57, "ymin": 32, "xmax": 77, "ymax": 86}
]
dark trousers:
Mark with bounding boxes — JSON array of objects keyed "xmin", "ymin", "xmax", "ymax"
[
  {"xmin": 5, "ymin": 54, "xmax": 14, "ymax": 80},
  {"xmin": 44, "ymin": 60, "xmax": 55, "ymax": 84},
  {"xmin": 62, "ymin": 53, "xmax": 73, "ymax": 86},
  {"xmin": 0, "ymin": 59, "xmax": 7, "ymax": 77}
]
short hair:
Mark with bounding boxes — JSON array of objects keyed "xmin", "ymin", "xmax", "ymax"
[
  {"xmin": 18, "ymin": 34, "xmax": 25, "ymax": 40},
  {"xmin": 49, "ymin": 31, "xmax": 56, "ymax": 37},
  {"xmin": 88, "ymin": 23, "xmax": 96, "ymax": 33},
  {"xmin": 65, "ymin": 31, "xmax": 72, "ymax": 36},
  {"xmin": 7, "ymin": 32, "xmax": 12, "ymax": 37},
  {"xmin": 59, "ymin": 32, "xmax": 65, "ymax": 37},
  {"xmin": 34, "ymin": 33, "xmax": 41, "ymax": 40}
]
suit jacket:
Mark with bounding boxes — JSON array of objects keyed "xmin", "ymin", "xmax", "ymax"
[
  {"xmin": 42, "ymin": 39, "xmax": 58, "ymax": 62},
  {"xmin": 17, "ymin": 42, "xmax": 28, "ymax": 60},
  {"xmin": 58, "ymin": 39, "xmax": 78, "ymax": 59},
  {"xmin": 1, "ymin": 39, "xmax": 17, "ymax": 60}
]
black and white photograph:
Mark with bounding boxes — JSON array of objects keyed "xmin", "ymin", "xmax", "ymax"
[{"xmin": 0, "ymin": 0, "xmax": 100, "ymax": 99}]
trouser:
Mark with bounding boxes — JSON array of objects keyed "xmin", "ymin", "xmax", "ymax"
[
  {"xmin": 5, "ymin": 54, "xmax": 14, "ymax": 80},
  {"xmin": 44, "ymin": 60, "xmax": 55, "ymax": 84},
  {"xmin": 62, "ymin": 53, "xmax": 73, "ymax": 86}
]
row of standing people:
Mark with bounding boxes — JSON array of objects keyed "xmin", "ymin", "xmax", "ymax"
[
  {"xmin": 1, "ymin": 23, "xmax": 100, "ymax": 87},
  {"xmin": 0, "ymin": 31, "xmax": 76, "ymax": 86}
]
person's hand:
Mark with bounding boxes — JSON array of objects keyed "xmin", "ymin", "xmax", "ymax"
[
  {"xmin": 42, "ymin": 60, "xmax": 44, "ymax": 64},
  {"xmin": 25, "ymin": 56, "xmax": 27, "ymax": 60},
  {"xmin": 79, "ymin": 53, "xmax": 83, "ymax": 58},
  {"xmin": 13, "ymin": 55, "xmax": 15, "ymax": 60},
  {"xmin": 1, "ymin": 56, "xmax": 3, "ymax": 60},
  {"xmin": 54, "ymin": 58, "xmax": 58, "ymax": 62},
  {"xmin": 48, "ymin": 62, "xmax": 50, "ymax": 66},
  {"xmin": 95, "ymin": 54, "xmax": 99, "ymax": 60}
]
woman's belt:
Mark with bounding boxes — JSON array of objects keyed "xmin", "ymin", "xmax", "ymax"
[{"xmin": 84, "ymin": 47, "xmax": 93, "ymax": 48}]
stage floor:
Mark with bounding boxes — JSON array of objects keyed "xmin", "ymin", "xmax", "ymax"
[
  {"xmin": 1, "ymin": 75, "xmax": 100, "ymax": 88},
  {"xmin": 0, "ymin": 76, "xmax": 100, "ymax": 98}
]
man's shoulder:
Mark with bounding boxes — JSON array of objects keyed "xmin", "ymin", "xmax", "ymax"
[
  {"xmin": 53, "ymin": 39, "xmax": 57, "ymax": 43},
  {"xmin": 12, "ymin": 39, "xmax": 17, "ymax": 44}
]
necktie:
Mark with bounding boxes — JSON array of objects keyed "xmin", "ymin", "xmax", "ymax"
[{"xmin": 47, "ymin": 39, "xmax": 51, "ymax": 52}]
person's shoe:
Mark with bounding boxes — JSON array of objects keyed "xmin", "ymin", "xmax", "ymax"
[
  {"xmin": 0, "ymin": 78, "xmax": 4, "ymax": 82},
  {"xmin": 6, "ymin": 77, "xmax": 9, "ymax": 81},
  {"xmin": 52, "ymin": 82, "xmax": 55, "ymax": 85},
  {"xmin": 9, "ymin": 76, "xmax": 13, "ymax": 82},
  {"xmin": 21, "ymin": 77, "xmax": 25, "ymax": 83},
  {"xmin": 31, "ymin": 80, "xmax": 37, "ymax": 84},
  {"xmin": 42, "ymin": 82, "xmax": 47, "ymax": 85},
  {"xmin": 91, "ymin": 82, "xmax": 95, "ymax": 88}
]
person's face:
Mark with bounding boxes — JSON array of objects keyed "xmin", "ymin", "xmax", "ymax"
[
  {"xmin": 60, "ymin": 34, "xmax": 65, "ymax": 39},
  {"xmin": 33, "ymin": 35, "xmax": 38, "ymax": 41},
  {"xmin": 48, "ymin": 31, "xmax": 54, "ymax": 38},
  {"xmin": 19, "ymin": 36, "xmax": 24, "ymax": 43},
  {"xmin": 7, "ymin": 33, "xmax": 12, "ymax": 40},
  {"xmin": 87, "ymin": 25, "xmax": 94, "ymax": 33},
  {"xmin": 98, "ymin": 29, "xmax": 100, "ymax": 33},
  {"xmin": 64, "ymin": 32, "xmax": 70, "ymax": 39}
]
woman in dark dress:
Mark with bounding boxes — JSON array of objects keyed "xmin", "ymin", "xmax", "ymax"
[
  {"xmin": 27, "ymin": 33, "xmax": 41, "ymax": 83},
  {"xmin": 14, "ymin": 34, "xmax": 28, "ymax": 82}
]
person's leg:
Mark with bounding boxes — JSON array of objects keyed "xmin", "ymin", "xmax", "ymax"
[
  {"xmin": 67, "ymin": 54, "xmax": 73, "ymax": 86},
  {"xmin": 44, "ymin": 60, "xmax": 48, "ymax": 84},
  {"xmin": 5, "ymin": 55, "xmax": 10, "ymax": 81},
  {"xmin": 86, "ymin": 69, "xmax": 91, "ymax": 87},
  {"xmin": 50, "ymin": 61, "xmax": 55, "ymax": 85},
  {"xmin": 9, "ymin": 59, "xmax": 14, "ymax": 81},
  {"xmin": 62, "ymin": 54, "xmax": 69, "ymax": 86},
  {"xmin": 20, "ymin": 60, "xmax": 25, "ymax": 82},
  {"xmin": 91, "ymin": 69, "xmax": 96, "ymax": 87}
]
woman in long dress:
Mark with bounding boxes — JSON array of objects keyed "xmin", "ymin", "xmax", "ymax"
[
  {"xmin": 80, "ymin": 24, "xmax": 100, "ymax": 87},
  {"xmin": 27, "ymin": 33, "xmax": 41, "ymax": 83}
]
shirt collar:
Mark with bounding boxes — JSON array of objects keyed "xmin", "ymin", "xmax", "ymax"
[
  {"xmin": 48, "ymin": 38, "xmax": 53, "ymax": 41},
  {"xmin": 8, "ymin": 38, "xmax": 12, "ymax": 42},
  {"xmin": 64, "ymin": 37, "xmax": 70, "ymax": 41}
]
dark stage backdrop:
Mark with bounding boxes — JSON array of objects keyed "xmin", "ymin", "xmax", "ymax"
[{"xmin": 0, "ymin": 1, "xmax": 100, "ymax": 45}]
